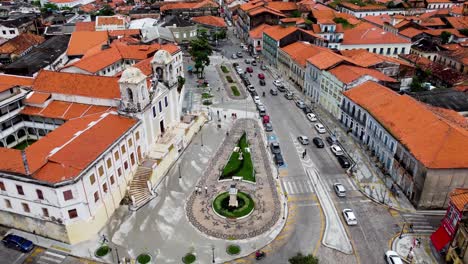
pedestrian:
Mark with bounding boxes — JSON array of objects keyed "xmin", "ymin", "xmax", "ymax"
[
  {"xmin": 416, "ymin": 238, "xmax": 421, "ymax": 248},
  {"xmin": 302, "ymin": 150, "xmax": 306, "ymax": 159},
  {"xmin": 205, "ymin": 186, "xmax": 208, "ymax": 194},
  {"xmin": 409, "ymin": 223, "xmax": 414, "ymax": 233}
]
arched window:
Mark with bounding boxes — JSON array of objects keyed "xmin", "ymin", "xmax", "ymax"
[{"xmin": 127, "ymin": 88, "xmax": 134, "ymax": 102}]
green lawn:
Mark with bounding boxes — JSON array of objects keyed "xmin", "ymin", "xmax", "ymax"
[
  {"xmin": 13, "ymin": 139, "xmax": 37, "ymax": 150},
  {"xmin": 213, "ymin": 191, "xmax": 255, "ymax": 218},
  {"xmin": 220, "ymin": 133, "xmax": 255, "ymax": 182},
  {"xmin": 231, "ymin": 86, "xmax": 240, "ymax": 96},
  {"xmin": 221, "ymin": 65, "xmax": 229, "ymax": 73},
  {"xmin": 226, "ymin": 75, "xmax": 234, "ymax": 83}
]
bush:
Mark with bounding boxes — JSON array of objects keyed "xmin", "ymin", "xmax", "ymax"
[
  {"xmin": 213, "ymin": 191, "xmax": 255, "ymax": 218},
  {"xmin": 137, "ymin": 253, "xmax": 152, "ymax": 264},
  {"xmin": 221, "ymin": 65, "xmax": 229, "ymax": 73},
  {"xmin": 182, "ymin": 253, "xmax": 196, "ymax": 264},
  {"xmin": 202, "ymin": 100, "xmax": 212, "ymax": 105},
  {"xmin": 289, "ymin": 252, "xmax": 319, "ymax": 264},
  {"xmin": 95, "ymin": 245, "xmax": 110, "ymax": 257},
  {"xmin": 226, "ymin": 244, "xmax": 241, "ymax": 255},
  {"xmin": 226, "ymin": 75, "xmax": 234, "ymax": 83},
  {"xmin": 231, "ymin": 86, "xmax": 240, "ymax": 96},
  {"xmin": 202, "ymin": 92, "xmax": 213, "ymax": 99}
]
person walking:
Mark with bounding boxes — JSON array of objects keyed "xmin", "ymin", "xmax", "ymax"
[
  {"xmin": 302, "ymin": 150, "xmax": 307, "ymax": 159},
  {"xmin": 205, "ymin": 186, "xmax": 208, "ymax": 194}
]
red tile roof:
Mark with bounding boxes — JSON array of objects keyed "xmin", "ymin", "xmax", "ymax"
[
  {"xmin": 24, "ymin": 92, "xmax": 51, "ymax": 105},
  {"xmin": 249, "ymin": 7, "xmax": 286, "ymax": 17},
  {"xmin": 0, "ymin": 74, "xmax": 34, "ymax": 92},
  {"xmin": 75, "ymin": 21, "xmax": 96, "ymax": 31},
  {"xmin": 160, "ymin": 0, "xmax": 219, "ymax": 12},
  {"xmin": 191, "ymin": 16, "xmax": 227, "ymax": 28},
  {"xmin": 249, "ymin": 23, "xmax": 272, "ymax": 39},
  {"xmin": 33, "ymin": 71, "xmax": 120, "ymax": 99},
  {"xmin": 96, "ymin": 16, "xmax": 125, "ymax": 26},
  {"xmin": 21, "ymin": 100, "xmax": 114, "ymax": 120},
  {"xmin": 307, "ymin": 49, "xmax": 355, "ymax": 70},
  {"xmin": 107, "ymin": 29, "xmax": 140, "ymax": 37},
  {"xmin": 450, "ymin": 188, "xmax": 468, "ymax": 211},
  {"xmin": 268, "ymin": 1, "xmax": 298, "ymax": 11},
  {"xmin": 344, "ymin": 81, "xmax": 468, "ymax": 169},
  {"xmin": 329, "ymin": 65, "xmax": 397, "ymax": 84},
  {"xmin": 342, "ymin": 23, "xmax": 411, "ymax": 45},
  {"xmin": 399, "ymin": 27, "xmax": 424, "ymax": 38},
  {"xmin": 263, "ymin": 25, "xmax": 298, "ymax": 41},
  {"xmin": 132, "ymin": 57, "xmax": 153, "ymax": 76},
  {"xmin": 445, "ymin": 17, "xmax": 468, "ymax": 30},
  {"xmin": 0, "ymin": 33, "xmax": 44, "ymax": 56},
  {"xmin": 281, "ymin": 42, "xmax": 328, "ymax": 67},
  {"xmin": 362, "ymin": 14, "xmax": 391, "ymax": 27},
  {"xmin": 340, "ymin": 2, "xmax": 387, "ymax": 10},
  {"xmin": 340, "ymin": 49, "xmax": 413, "ymax": 67},
  {"xmin": 67, "ymin": 31, "xmax": 109, "ymax": 56}
]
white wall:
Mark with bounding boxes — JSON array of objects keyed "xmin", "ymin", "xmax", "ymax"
[
  {"xmin": 0, "ymin": 26, "xmax": 19, "ymax": 39},
  {"xmin": 339, "ymin": 43, "xmax": 411, "ymax": 58}
]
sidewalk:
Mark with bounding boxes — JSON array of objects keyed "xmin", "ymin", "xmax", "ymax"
[{"xmin": 391, "ymin": 233, "xmax": 438, "ymax": 264}]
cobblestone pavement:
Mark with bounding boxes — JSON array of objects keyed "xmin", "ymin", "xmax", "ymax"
[{"xmin": 186, "ymin": 118, "xmax": 281, "ymax": 239}]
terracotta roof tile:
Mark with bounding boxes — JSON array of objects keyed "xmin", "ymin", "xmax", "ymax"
[
  {"xmin": 33, "ymin": 71, "xmax": 120, "ymax": 99},
  {"xmin": 342, "ymin": 23, "xmax": 410, "ymax": 45},
  {"xmin": 249, "ymin": 23, "xmax": 272, "ymax": 39},
  {"xmin": 0, "ymin": 74, "xmax": 34, "ymax": 92},
  {"xmin": 96, "ymin": 16, "xmax": 125, "ymax": 26},
  {"xmin": 340, "ymin": 49, "xmax": 413, "ymax": 67},
  {"xmin": 132, "ymin": 57, "xmax": 153, "ymax": 76},
  {"xmin": 263, "ymin": 25, "xmax": 298, "ymax": 41},
  {"xmin": 24, "ymin": 92, "xmax": 51, "ymax": 105},
  {"xmin": 281, "ymin": 17, "xmax": 305, "ymax": 24},
  {"xmin": 67, "ymin": 31, "xmax": 109, "ymax": 56},
  {"xmin": 267, "ymin": 1, "xmax": 298, "ymax": 11},
  {"xmin": 107, "ymin": 29, "xmax": 140, "ymax": 37},
  {"xmin": 363, "ymin": 14, "xmax": 391, "ymax": 27},
  {"xmin": 419, "ymin": 17, "xmax": 445, "ymax": 27},
  {"xmin": 192, "ymin": 16, "xmax": 227, "ymax": 28},
  {"xmin": 446, "ymin": 17, "xmax": 468, "ymax": 30},
  {"xmin": 0, "ymin": 33, "xmax": 44, "ymax": 56},
  {"xmin": 281, "ymin": 42, "xmax": 327, "ymax": 67},
  {"xmin": 307, "ymin": 49, "xmax": 355, "ymax": 70},
  {"xmin": 340, "ymin": 2, "xmax": 387, "ymax": 10},
  {"xmin": 75, "ymin": 21, "xmax": 96, "ymax": 32},
  {"xmin": 450, "ymin": 188, "xmax": 468, "ymax": 211},
  {"xmin": 0, "ymin": 148, "xmax": 26, "ymax": 174},
  {"xmin": 329, "ymin": 64, "xmax": 397, "ymax": 84},
  {"xmin": 239, "ymin": 0, "xmax": 264, "ymax": 12},
  {"xmin": 160, "ymin": 0, "xmax": 219, "ymax": 11},
  {"xmin": 344, "ymin": 81, "xmax": 468, "ymax": 169},
  {"xmin": 399, "ymin": 27, "xmax": 424, "ymax": 38},
  {"xmin": 249, "ymin": 7, "xmax": 286, "ymax": 17}
]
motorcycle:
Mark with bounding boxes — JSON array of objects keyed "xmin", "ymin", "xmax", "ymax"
[
  {"xmin": 262, "ymin": 92, "xmax": 265, "ymax": 97},
  {"xmin": 255, "ymin": 251, "xmax": 266, "ymax": 260}
]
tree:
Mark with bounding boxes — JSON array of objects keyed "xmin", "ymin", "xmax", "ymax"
[
  {"xmin": 31, "ymin": 0, "xmax": 41, "ymax": 7},
  {"xmin": 459, "ymin": 28, "xmax": 468, "ymax": 37},
  {"xmin": 189, "ymin": 36, "xmax": 213, "ymax": 78},
  {"xmin": 177, "ymin": 76, "xmax": 185, "ymax": 93},
  {"xmin": 40, "ymin": 3, "xmax": 59, "ymax": 13},
  {"xmin": 291, "ymin": 10, "xmax": 301, "ymax": 18},
  {"xmin": 440, "ymin": 31, "xmax": 452, "ymax": 44},
  {"xmin": 97, "ymin": 5, "xmax": 115, "ymax": 16},
  {"xmin": 289, "ymin": 253, "xmax": 319, "ymax": 264}
]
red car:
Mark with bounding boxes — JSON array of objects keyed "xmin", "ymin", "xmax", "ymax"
[
  {"xmin": 258, "ymin": 73, "xmax": 265, "ymax": 79},
  {"xmin": 246, "ymin": 67, "xmax": 253, "ymax": 73}
]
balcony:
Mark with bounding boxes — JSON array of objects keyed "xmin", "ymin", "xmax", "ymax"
[{"xmin": 0, "ymin": 106, "xmax": 22, "ymax": 123}]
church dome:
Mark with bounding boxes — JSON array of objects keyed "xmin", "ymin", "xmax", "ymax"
[
  {"xmin": 152, "ymin": 49, "xmax": 172, "ymax": 65},
  {"xmin": 119, "ymin": 67, "xmax": 146, "ymax": 83}
]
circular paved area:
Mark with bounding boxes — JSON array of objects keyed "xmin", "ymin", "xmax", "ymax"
[{"xmin": 186, "ymin": 118, "xmax": 280, "ymax": 239}]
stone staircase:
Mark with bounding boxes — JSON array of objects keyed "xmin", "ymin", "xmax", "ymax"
[{"xmin": 128, "ymin": 166, "xmax": 155, "ymax": 211}]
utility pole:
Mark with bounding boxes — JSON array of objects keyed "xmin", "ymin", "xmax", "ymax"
[
  {"xmin": 399, "ymin": 222, "xmax": 406, "ymax": 239},
  {"xmin": 178, "ymin": 162, "xmax": 182, "ymax": 179}
]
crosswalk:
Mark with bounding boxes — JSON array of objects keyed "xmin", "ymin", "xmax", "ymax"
[
  {"xmin": 401, "ymin": 213, "xmax": 436, "ymax": 234},
  {"xmin": 281, "ymin": 177, "xmax": 357, "ymax": 196},
  {"xmin": 36, "ymin": 250, "xmax": 67, "ymax": 264}
]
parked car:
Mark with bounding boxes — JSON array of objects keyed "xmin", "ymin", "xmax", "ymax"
[
  {"xmin": 260, "ymin": 79, "xmax": 266, "ymax": 86},
  {"xmin": 227, "ymin": 20, "xmax": 233, "ymax": 27},
  {"xmin": 297, "ymin": 135, "xmax": 309, "ymax": 145},
  {"xmin": 2, "ymin": 234, "xmax": 34, "ymax": 252},
  {"xmin": 246, "ymin": 67, "xmax": 253, "ymax": 73},
  {"xmin": 284, "ymin": 92, "xmax": 293, "ymax": 100},
  {"xmin": 306, "ymin": 113, "xmax": 317, "ymax": 122},
  {"xmin": 252, "ymin": 61, "xmax": 257, "ymax": 66},
  {"xmin": 258, "ymin": 106, "xmax": 266, "ymax": 116},
  {"xmin": 312, "ymin": 137, "xmax": 324, "ymax": 148},
  {"xmin": 253, "ymin": 96, "xmax": 260, "ymax": 104},
  {"xmin": 264, "ymin": 122, "xmax": 273, "ymax": 132},
  {"xmin": 342, "ymin": 209, "xmax": 357, "ymax": 225},
  {"xmin": 247, "ymin": 85, "xmax": 255, "ymax": 93},
  {"xmin": 245, "ymin": 59, "xmax": 250, "ymax": 64},
  {"xmin": 314, "ymin": 123, "xmax": 326, "ymax": 134},
  {"xmin": 330, "ymin": 145, "xmax": 344, "ymax": 156},
  {"xmin": 258, "ymin": 73, "xmax": 265, "ymax": 79},
  {"xmin": 231, "ymin": 54, "xmax": 238, "ymax": 59},
  {"xmin": 337, "ymin": 155, "xmax": 351, "ymax": 168},
  {"xmin": 296, "ymin": 101, "xmax": 306, "ymax": 109},
  {"xmin": 384, "ymin": 251, "xmax": 403, "ymax": 264},
  {"xmin": 256, "ymin": 102, "xmax": 264, "ymax": 109},
  {"xmin": 273, "ymin": 80, "xmax": 283, "ymax": 87},
  {"xmin": 326, "ymin": 135, "xmax": 338, "ymax": 145},
  {"xmin": 277, "ymin": 85, "xmax": 286, "ymax": 92},
  {"xmin": 334, "ymin": 183, "xmax": 346, "ymax": 197},
  {"xmin": 243, "ymin": 79, "xmax": 251, "ymax": 86},
  {"xmin": 236, "ymin": 68, "xmax": 243, "ymax": 74},
  {"xmin": 270, "ymin": 88, "xmax": 278, "ymax": 95},
  {"xmin": 261, "ymin": 64, "xmax": 267, "ymax": 70},
  {"xmin": 270, "ymin": 142, "xmax": 281, "ymax": 154},
  {"xmin": 251, "ymin": 91, "xmax": 258, "ymax": 97},
  {"xmin": 237, "ymin": 52, "xmax": 243, "ymax": 58},
  {"xmin": 233, "ymin": 62, "xmax": 239, "ymax": 68},
  {"xmin": 274, "ymin": 153, "xmax": 284, "ymax": 166},
  {"xmin": 302, "ymin": 106, "xmax": 313, "ymax": 114}
]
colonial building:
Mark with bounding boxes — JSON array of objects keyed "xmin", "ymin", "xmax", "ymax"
[
  {"xmin": 341, "ymin": 81, "xmax": 468, "ymax": 209},
  {"xmin": 444, "ymin": 189, "xmax": 468, "ymax": 263},
  {"xmin": 0, "ymin": 47, "xmax": 187, "ymax": 244}
]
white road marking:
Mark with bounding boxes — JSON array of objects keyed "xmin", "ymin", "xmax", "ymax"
[
  {"xmin": 12, "ymin": 253, "xmax": 25, "ymax": 264},
  {"xmin": 44, "ymin": 251, "xmax": 66, "ymax": 259}
]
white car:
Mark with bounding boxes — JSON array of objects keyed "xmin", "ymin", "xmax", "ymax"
[
  {"xmin": 231, "ymin": 54, "xmax": 238, "ymax": 59},
  {"xmin": 297, "ymin": 135, "xmax": 309, "ymax": 145},
  {"xmin": 247, "ymin": 85, "xmax": 255, "ymax": 92},
  {"xmin": 330, "ymin": 145, "xmax": 344, "ymax": 156},
  {"xmin": 253, "ymin": 96, "xmax": 260, "ymax": 104},
  {"xmin": 306, "ymin": 113, "xmax": 317, "ymax": 122},
  {"xmin": 273, "ymin": 80, "xmax": 283, "ymax": 87},
  {"xmin": 342, "ymin": 209, "xmax": 357, "ymax": 225},
  {"xmin": 384, "ymin": 251, "xmax": 403, "ymax": 264},
  {"xmin": 314, "ymin": 123, "xmax": 326, "ymax": 134},
  {"xmin": 256, "ymin": 102, "xmax": 264, "ymax": 109},
  {"xmin": 334, "ymin": 183, "xmax": 346, "ymax": 197}
]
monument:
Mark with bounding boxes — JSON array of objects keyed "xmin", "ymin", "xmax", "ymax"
[{"xmin": 229, "ymin": 184, "xmax": 238, "ymax": 208}]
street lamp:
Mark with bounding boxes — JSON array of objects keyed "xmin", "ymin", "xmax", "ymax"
[
  {"xmin": 178, "ymin": 162, "xmax": 182, "ymax": 179},
  {"xmin": 115, "ymin": 247, "xmax": 121, "ymax": 264},
  {"xmin": 283, "ymin": 202, "xmax": 286, "ymax": 220},
  {"xmin": 201, "ymin": 130, "xmax": 204, "ymax": 147},
  {"xmin": 399, "ymin": 222, "xmax": 406, "ymax": 239},
  {"xmin": 211, "ymin": 245, "xmax": 215, "ymax": 263}
]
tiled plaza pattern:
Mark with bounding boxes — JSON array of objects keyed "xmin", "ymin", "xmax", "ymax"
[{"xmin": 186, "ymin": 118, "xmax": 281, "ymax": 239}]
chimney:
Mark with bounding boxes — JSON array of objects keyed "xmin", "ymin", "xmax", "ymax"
[
  {"xmin": 463, "ymin": 2, "xmax": 468, "ymax": 16},
  {"xmin": 21, "ymin": 150, "xmax": 30, "ymax": 175}
]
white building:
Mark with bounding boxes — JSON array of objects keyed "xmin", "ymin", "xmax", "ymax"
[
  {"xmin": 44, "ymin": 0, "xmax": 96, "ymax": 8},
  {"xmin": 426, "ymin": 0, "xmax": 455, "ymax": 10},
  {"xmin": 0, "ymin": 24, "xmax": 20, "ymax": 39},
  {"xmin": 95, "ymin": 16, "xmax": 128, "ymax": 31},
  {"xmin": 338, "ymin": 2, "xmax": 406, "ymax": 18},
  {"xmin": 0, "ymin": 47, "xmax": 186, "ymax": 244}
]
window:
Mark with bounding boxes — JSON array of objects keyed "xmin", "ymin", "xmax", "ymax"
[
  {"xmin": 98, "ymin": 166, "xmax": 104, "ymax": 177},
  {"xmin": 9, "ymin": 30, "xmax": 14, "ymax": 34},
  {"xmin": 130, "ymin": 153, "xmax": 135, "ymax": 166},
  {"xmin": 110, "ymin": 175, "xmax": 115, "ymax": 185},
  {"xmin": 152, "ymin": 106, "xmax": 157, "ymax": 118},
  {"xmin": 135, "ymin": 131, "xmax": 140, "ymax": 140},
  {"xmin": 114, "ymin": 151, "xmax": 120, "ymax": 160},
  {"xmin": 379, "ymin": 48, "xmax": 384, "ymax": 54},
  {"xmin": 121, "ymin": 145, "xmax": 126, "ymax": 154},
  {"xmin": 164, "ymin": 96, "xmax": 168, "ymax": 107},
  {"xmin": 22, "ymin": 203, "xmax": 30, "ymax": 213},
  {"xmin": 68, "ymin": 209, "xmax": 78, "ymax": 219},
  {"xmin": 16, "ymin": 185, "xmax": 24, "ymax": 195},
  {"xmin": 102, "ymin": 183, "xmax": 108, "ymax": 193},
  {"xmin": 401, "ymin": 48, "xmax": 406, "ymax": 54},
  {"xmin": 63, "ymin": 190, "xmax": 73, "ymax": 201},
  {"xmin": 124, "ymin": 161, "xmax": 129, "ymax": 170},
  {"xmin": 128, "ymin": 138, "xmax": 133, "ymax": 147},
  {"xmin": 42, "ymin": 208, "xmax": 49, "ymax": 217},
  {"xmin": 4, "ymin": 199, "xmax": 11, "ymax": 208},
  {"xmin": 94, "ymin": 191, "xmax": 99, "ymax": 202},
  {"xmin": 89, "ymin": 174, "xmax": 96, "ymax": 185},
  {"xmin": 107, "ymin": 158, "xmax": 112, "ymax": 169},
  {"xmin": 0, "ymin": 181, "xmax": 4, "ymax": 191},
  {"xmin": 36, "ymin": 189, "xmax": 44, "ymax": 200},
  {"xmin": 158, "ymin": 101, "xmax": 162, "ymax": 112},
  {"xmin": 2, "ymin": 30, "xmax": 5, "ymax": 35}
]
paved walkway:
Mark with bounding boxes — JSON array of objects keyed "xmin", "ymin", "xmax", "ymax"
[
  {"xmin": 187, "ymin": 118, "xmax": 282, "ymax": 240},
  {"xmin": 392, "ymin": 234, "xmax": 438, "ymax": 264}
]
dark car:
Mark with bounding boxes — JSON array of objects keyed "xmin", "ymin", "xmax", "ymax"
[
  {"xmin": 2, "ymin": 234, "xmax": 34, "ymax": 252},
  {"xmin": 326, "ymin": 135, "xmax": 338, "ymax": 145},
  {"xmin": 233, "ymin": 62, "xmax": 239, "ymax": 68},
  {"xmin": 302, "ymin": 106, "xmax": 313, "ymax": 114},
  {"xmin": 270, "ymin": 88, "xmax": 278, "ymax": 95},
  {"xmin": 243, "ymin": 79, "xmax": 251, "ymax": 86},
  {"xmin": 260, "ymin": 79, "xmax": 266, "ymax": 86},
  {"xmin": 236, "ymin": 52, "xmax": 243, "ymax": 58},
  {"xmin": 264, "ymin": 122, "xmax": 273, "ymax": 132},
  {"xmin": 337, "ymin": 155, "xmax": 351, "ymax": 168},
  {"xmin": 246, "ymin": 67, "xmax": 253, "ymax": 73},
  {"xmin": 312, "ymin": 137, "xmax": 324, "ymax": 148},
  {"xmin": 274, "ymin": 153, "xmax": 284, "ymax": 166},
  {"xmin": 252, "ymin": 61, "xmax": 257, "ymax": 66},
  {"xmin": 251, "ymin": 91, "xmax": 258, "ymax": 97},
  {"xmin": 270, "ymin": 142, "xmax": 281, "ymax": 154},
  {"xmin": 277, "ymin": 85, "xmax": 286, "ymax": 92}
]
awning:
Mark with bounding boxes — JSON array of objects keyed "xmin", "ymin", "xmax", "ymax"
[{"xmin": 431, "ymin": 226, "xmax": 452, "ymax": 251}]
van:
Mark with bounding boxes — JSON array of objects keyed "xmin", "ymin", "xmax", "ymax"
[{"xmin": 258, "ymin": 107, "xmax": 266, "ymax": 117}]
